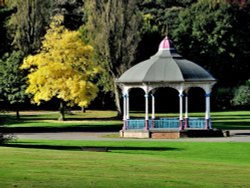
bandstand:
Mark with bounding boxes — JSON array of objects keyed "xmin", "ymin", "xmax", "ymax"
[{"xmin": 116, "ymin": 36, "xmax": 218, "ymax": 138}]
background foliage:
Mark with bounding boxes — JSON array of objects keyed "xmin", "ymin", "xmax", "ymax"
[{"xmin": 0, "ymin": 0, "xmax": 249, "ymax": 113}]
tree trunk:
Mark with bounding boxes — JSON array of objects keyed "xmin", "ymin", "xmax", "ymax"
[
  {"xmin": 81, "ymin": 106, "xmax": 86, "ymax": 113},
  {"xmin": 16, "ymin": 109, "xmax": 20, "ymax": 120},
  {"xmin": 113, "ymin": 79, "xmax": 122, "ymax": 118},
  {"xmin": 14, "ymin": 103, "xmax": 20, "ymax": 120},
  {"xmin": 58, "ymin": 101, "xmax": 65, "ymax": 121}
]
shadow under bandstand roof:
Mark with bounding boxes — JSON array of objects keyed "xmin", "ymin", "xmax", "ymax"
[{"xmin": 116, "ymin": 36, "xmax": 217, "ymax": 138}]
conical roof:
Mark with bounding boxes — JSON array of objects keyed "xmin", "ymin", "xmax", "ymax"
[{"xmin": 117, "ymin": 37, "xmax": 216, "ymax": 84}]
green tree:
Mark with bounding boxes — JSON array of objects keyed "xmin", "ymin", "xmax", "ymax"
[
  {"xmin": 0, "ymin": 1, "xmax": 13, "ymax": 56},
  {"xmin": 81, "ymin": 0, "xmax": 143, "ymax": 116},
  {"xmin": 7, "ymin": 0, "xmax": 52, "ymax": 55},
  {"xmin": 53, "ymin": 0, "xmax": 84, "ymax": 30},
  {"xmin": 139, "ymin": 0, "xmax": 196, "ymax": 35},
  {"xmin": 231, "ymin": 0, "xmax": 250, "ymax": 85},
  {"xmin": 171, "ymin": 0, "xmax": 250, "ymax": 86},
  {"xmin": 172, "ymin": 0, "xmax": 234, "ymax": 57},
  {"xmin": 0, "ymin": 51, "xmax": 26, "ymax": 119},
  {"xmin": 136, "ymin": 0, "xmax": 197, "ymax": 70},
  {"xmin": 232, "ymin": 80, "xmax": 250, "ymax": 107},
  {"xmin": 21, "ymin": 16, "xmax": 99, "ymax": 120}
]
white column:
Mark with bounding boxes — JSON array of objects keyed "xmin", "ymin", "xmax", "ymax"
[
  {"xmin": 145, "ymin": 93, "xmax": 149, "ymax": 121},
  {"xmin": 123, "ymin": 94, "xmax": 127, "ymax": 121},
  {"xmin": 122, "ymin": 92, "xmax": 127, "ymax": 130},
  {"xmin": 179, "ymin": 93, "xmax": 183, "ymax": 120},
  {"xmin": 205, "ymin": 93, "xmax": 210, "ymax": 119},
  {"xmin": 184, "ymin": 92, "xmax": 189, "ymax": 129},
  {"xmin": 179, "ymin": 91, "xmax": 184, "ymax": 130},
  {"xmin": 145, "ymin": 93, "xmax": 149, "ymax": 130},
  {"xmin": 185, "ymin": 93, "xmax": 188, "ymax": 119},
  {"xmin": 151, "ymin": 94, "xmax": 155, "ymax": 119},
  {"xmin": 126, "ymin": 93, "xmax": 130, "ymax": 119},
  {"xmin": 205, "ymin": 93, "xmax": 211, "ymax": 129}
]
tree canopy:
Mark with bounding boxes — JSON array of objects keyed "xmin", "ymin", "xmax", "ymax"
[
  {"xmin": 171, "ymin": 0, "xmax": 250, "ymax": 86},
  {"xmin": 232, "ymin": 80, "xmax": 250, "ymax": 107},
  {"xmin": 0, "ymin": 51, "xmax": 26, "ymax": 119},
  {"xmin": 81, "ymin": 0, "xmax": 143, "ymax": 115},
  {"xmin": 0, "ymin": 0, "xmax": 249, "ymax": 112},
  {"xmin": 53, "ymin": 0, "xmax": 84, "ymax": 30},
  {"xmin": 0, "ymin": 2, "xmax": 12, "ymax": 56},
  {"xmin": 21, "ymin": 16, "xmax": 100, "ymax": 119},
  {"xmin": 7, "ymin": 0, "xmax": 52, "ymax": 55}
]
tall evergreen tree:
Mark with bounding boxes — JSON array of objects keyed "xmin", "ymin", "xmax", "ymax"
[
  {"xmin": 0, "ymin": 1, "xmax": 12, "ymax": 56},
  {"xmin": 7, "ymin": 0, "xmax": 52, "ymax": 55},
  {"xmin": 0, "ymin": 51, "xmax": 26, "ymax": 119},
  {"xmin": 81, "ymin": 0, "xmax": 143, "ymax": 116},
  {"xmin": 53, "ymin": 0, "xmax": 84, "ymax": 30}
]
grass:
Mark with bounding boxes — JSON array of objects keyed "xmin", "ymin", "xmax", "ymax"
[
  {"xmin": 211, "ymin": 111, "xmax": 250, "ymax": 129},
  {"xmin": 0, "ymin": 110, "xmax": 122, "ymax": 131},
  {"xmin": 0, "ymin": 110, "xmax": 250, "ymax": 187},
  {"xmin": 1, "ymin": 110, "xmax": 250, "ymax": 130},
  {"xmin": 1, "ymin": 140, "xmax": 250, "ymax": 187}
]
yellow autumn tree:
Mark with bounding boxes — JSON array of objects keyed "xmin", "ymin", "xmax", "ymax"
[{"xmin": 21, "ymin": 16, "xmax": 99, "ymax": 120}]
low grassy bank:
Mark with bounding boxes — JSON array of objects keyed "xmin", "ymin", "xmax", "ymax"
[
  {"xmin": 1, "ymin": 140, "xmax": 250, "ymax": 187},
  {"xmin": 1, "ymin": 110, "xmax": 250, "ymax": 130},
  {"xmin": 0, "ymin": 110, "xmax": 122, "ymax": 132}
]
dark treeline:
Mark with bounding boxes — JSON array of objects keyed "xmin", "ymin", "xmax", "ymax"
[{"xmin": 0, "ymin": 0, "xmax": 249, "ymax": 117}]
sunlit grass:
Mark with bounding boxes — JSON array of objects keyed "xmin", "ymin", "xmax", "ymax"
[
  {"xmin": 1, "ymin": 110, "xmax": 250, "ymax": 187},
  {"xmin": 1, "ymin": 140, "xmax": 250, "ymax": 188}
]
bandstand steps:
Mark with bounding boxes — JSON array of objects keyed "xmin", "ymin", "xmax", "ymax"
[{"xmin": 120, "ymin": 129, "xmax": 225, "ymax": 139}]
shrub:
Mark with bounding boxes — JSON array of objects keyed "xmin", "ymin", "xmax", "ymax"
[
  {"xmin": 232, "ymin": 81, "xmax": 250, "ymax": 107},
  {"xmin": 0, "ymin": 133, "xmax": 15, "ymax": 144}
]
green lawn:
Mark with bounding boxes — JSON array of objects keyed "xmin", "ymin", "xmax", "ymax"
[
  {"xmin": 211, "ymin": 111, "xmax": 250, "ymax": 129},
  {"xmin": 0, "ymin": 110, "xmax": 122, "ymax": 131},
  {"xmin": 1, "ymin": 110, "xmax": 250, "ymax": 187},
  {"xmin": 1, "ymin": 140, "xmax": 250, "ymax": 188}
]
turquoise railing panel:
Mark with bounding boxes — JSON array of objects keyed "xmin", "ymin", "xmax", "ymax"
[
  {"xmin": 150, "ymin": 119, "xmax": 179, "ymax": 129},
  {"xmin": 188, "ymin": 118, "xmax": 205, "ymax": 129},
  {"xmin": 127, "ymin": 119, "xmax": 145, "ymax": 129},
  {"xmin": 126, "ymin": 118, "xmax": 209, "ymax": 129},
  {"xmin": 126, "ymin": 119, "xmax": 180, "ymax": 129}
]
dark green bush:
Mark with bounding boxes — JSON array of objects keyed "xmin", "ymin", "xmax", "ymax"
[{"xmin": 0, "ymin": 133, "xmax": 15, "ymax": 144}]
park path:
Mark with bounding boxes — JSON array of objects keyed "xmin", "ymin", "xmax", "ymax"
[{"xmin": 13, "ymin": 129, "xmax": 250, "ymax": 142}]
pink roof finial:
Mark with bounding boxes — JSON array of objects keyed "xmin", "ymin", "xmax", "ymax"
[{"xmin": 159, "ymin": 36, "xmax": 171, "ymax": 50}]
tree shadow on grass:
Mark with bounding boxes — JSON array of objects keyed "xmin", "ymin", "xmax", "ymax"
[
  {"xmin": 0, "ymin": 114, "xmax": 56, "ymax": 122},
  {"xmin": 2, "ymin": 143, "xmax": 181, "ymax": 152},
  {"xmin": 0, "ymin": 113, "xmax": 123, "ymax": 133},
  {"xmin": 234, "ymin": 133, "xmax": 250, "ymax": 136},
  {"xmin": 0, "ymin": 114, "xmax": 119, "ymax": 125},
  {"xmin": 0, "ymin": 114, "xmax": 121, "ymax": 122}
]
